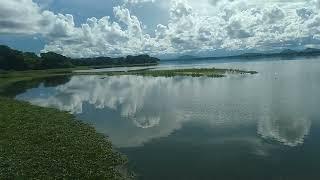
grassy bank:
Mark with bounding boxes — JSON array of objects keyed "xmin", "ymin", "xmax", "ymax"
[
  {"xmin": 0, "ymin": 97, "xmax": 132, "ymax": 179},
  {"xmin": 0, "ymin": 69, "xmax": 134, "ymax": 179}
]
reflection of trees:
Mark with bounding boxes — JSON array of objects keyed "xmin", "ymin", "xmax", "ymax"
[
  {"xmin": 1, "ymin": 76, "xmax": 71, "ymax": 97},
  {"xmin": 42, "ymin": 76, "xmax": 72, "ymax": 87}
]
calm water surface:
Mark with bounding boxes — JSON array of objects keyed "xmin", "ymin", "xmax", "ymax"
[{"xmin": 15, "ymin": 57, "xmax": 320, "ymax": 180}]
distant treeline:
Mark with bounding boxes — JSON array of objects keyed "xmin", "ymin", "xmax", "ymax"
[{"xmin": 0, "ymin": 45, "xmax": 160, "ymax": 71}]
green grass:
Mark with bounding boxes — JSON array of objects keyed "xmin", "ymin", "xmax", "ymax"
[
  {"xmin": 0, "ymin": 68, "xmax": 134, "ymax": 179},
  {"xmin": 0, "ymin": 97, "xmax": 132, "ymax": 179}
]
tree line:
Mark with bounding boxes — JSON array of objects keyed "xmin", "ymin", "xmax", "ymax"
[{"xmin": 0, "ymin": 45, "xmax": 160, "ymax": 71}]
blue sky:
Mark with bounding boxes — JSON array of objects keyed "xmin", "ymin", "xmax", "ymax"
[{"xmin": 0, "ymin": 0, "xmax": 320, "ymax": 58}]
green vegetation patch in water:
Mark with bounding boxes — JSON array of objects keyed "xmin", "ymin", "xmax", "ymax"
[
  {"xmin": 0, "ymin": 97, "xmax": 132, "ymax": 179},
  {"xmin": 135, "ymin": 68, "xmax": 258, "ymax": 77},
  {"xmin": 85, "ymin": 68, "xmax": 258, "ymax": 78}
]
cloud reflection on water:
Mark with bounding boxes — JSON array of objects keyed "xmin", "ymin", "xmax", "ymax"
[
  {"xmin": 258, "ymin": 113, "xmax": 311, "ymax": 147},
  {"xmin": 16, "ymin": 74, "xmax": 312, "ymax": 148}
]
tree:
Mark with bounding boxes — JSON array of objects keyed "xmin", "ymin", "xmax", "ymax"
[
  {"xmin": 40, "ymin": 52, "xmax": 74, "ymax": 69},
  {"xmin": 0, "ymin": 45, "xmax": 27, "ymax": 70}
]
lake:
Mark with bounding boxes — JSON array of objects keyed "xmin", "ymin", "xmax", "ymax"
[{"xmin": 13, "ymin": 57, "xmax": 320, "ymax": 180}]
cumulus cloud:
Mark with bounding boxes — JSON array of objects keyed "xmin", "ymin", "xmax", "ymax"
[
  {"xmin": 0, "ymin": 0, "xmax": 79, "ymax": 38},
  {"xmin": 0, "ymin": 0, "xmax": 46, "ymax": 34},
  {"xmin": 41, "ymin": 6, "xmax": 152, "ymax": 58},
  {"xmin": 314, "ymin": 0, "xmax": 320, "ymax": 8},
  {"xmin": 1, "ymin": 0, "xmax": 320, "ymax": 57}
]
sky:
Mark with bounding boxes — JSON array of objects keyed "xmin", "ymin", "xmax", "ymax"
[{"xmin": 0, "ymin": 0, "xmax": 320, "ymax": 58}]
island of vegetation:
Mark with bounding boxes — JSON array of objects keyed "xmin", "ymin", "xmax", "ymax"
[
  {"xmin": 76, "ymin": 68, "xmax": 258, "ymax": 78},
  {"xmin": 130, "ymin": 68, "xmax": 257, "ymax": 77}
]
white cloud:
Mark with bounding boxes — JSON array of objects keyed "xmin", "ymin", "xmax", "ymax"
[
  {"xmin": 1, "ymin": 0, "xmax": 320, "ymax": 57},
  {"xmin": 41, "ymin": 6, "xmax": 151, "ymax": 57},
  {"xmin": 0, "ymin": 0, "xmax": 46, "ymax": 34}
]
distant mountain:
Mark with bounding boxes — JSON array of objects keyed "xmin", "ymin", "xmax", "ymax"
[
  {"xmin": 170, "ymin": 48, "xmax": 320, "ymax": 61},
  {"xmin": 301, "ymin": 48, "xmax": 320, "ymax": 53},
  {"xmin": 237, "ymin": 48, "xmax": 320, "ymax": 58},
  {"xmin": 239, "ymin": 53, "xmax": 265, "ymax": 57},
  {"xmin": 280, "ymin": 49, "xmax": 298, "ymax": 54},
  {"xmin": 178, "ymin": 55, "xmax": 199, "ymax": 60}
]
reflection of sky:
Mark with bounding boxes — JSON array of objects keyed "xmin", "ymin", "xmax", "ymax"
[{"xmin": 16, "ymin": 58, "xmax": 320, "ymax": 149}]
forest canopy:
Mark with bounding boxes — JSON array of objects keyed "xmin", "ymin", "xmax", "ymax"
[{"xmin": 0, "ymin": 45, "xmax": 160, "ymax": 71}]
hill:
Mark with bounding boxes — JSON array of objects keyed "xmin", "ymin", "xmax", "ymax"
[
  {"xmin": 0, "ymin": 45, "xmax": 160, "ymax": 71},
  {"xmin": 178, "ymin": 55, "xmax": 199, "ymax": 60},
  {"xmin": 171, "ymin": 48, "xmax": 320, "ymax": 61}
]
